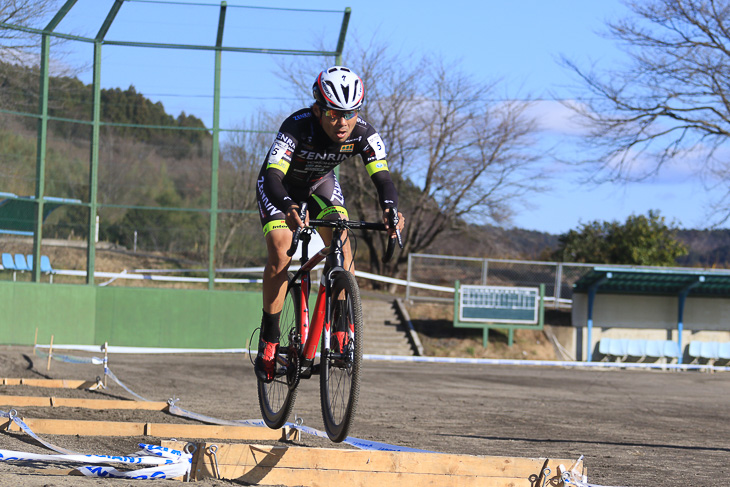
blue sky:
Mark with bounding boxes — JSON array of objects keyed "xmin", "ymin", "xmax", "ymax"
[{"xmin": 35, "ymin": 0, "xmax": 726, "ymax": 234}]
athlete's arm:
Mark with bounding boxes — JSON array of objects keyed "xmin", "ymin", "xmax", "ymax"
[
  {"xmin": 369, "ymin": 168, "xmax": 399, "ymax": 210},
  {"xmin": 262, "ymin": 127, "xmax": 298, "ymax": 213}
]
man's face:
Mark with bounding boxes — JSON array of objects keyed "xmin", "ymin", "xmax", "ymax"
[{"xmin": 312, "ymin": 105, "xmax": 359, "ymax": 143}]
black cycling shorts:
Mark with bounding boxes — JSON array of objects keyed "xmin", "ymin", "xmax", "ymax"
[{"xmin": 256, "ymin": 169, "xmax": 347, "ymax": 235}]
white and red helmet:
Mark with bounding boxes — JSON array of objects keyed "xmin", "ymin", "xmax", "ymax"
[{"xmin": 312, "ymin": 66, "xmax": 365, "ymax": 110}]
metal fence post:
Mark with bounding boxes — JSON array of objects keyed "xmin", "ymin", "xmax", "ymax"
[
  {"xmin": 406, "ymin": 253, "xmax": 413, "ymax": 301},
  {"xmin": 554, "ymin": 263, "xmax": 563, "ymax": 309}
]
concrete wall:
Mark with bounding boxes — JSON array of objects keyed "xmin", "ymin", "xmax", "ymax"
[
  {"xmin": 571, "ymin": 293, "xmax": 730, "ymax": 331},
  {"xmin": 0, "ymin": 281, "xmax": 261, "ymax": 349},
  {"xmin": 571, "ymin": 292, "xmax": 730, "ymax": 361}
]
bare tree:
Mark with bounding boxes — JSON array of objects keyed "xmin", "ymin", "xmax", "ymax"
[
  {"xmin": 217, "ymin": 114, "xmax": 280, "ymax": 265},
  {"xmin": 562, "ymin": 0, "xmax": 730, "ymax": 222},
  {"xmin": 0, "ymin": 0, "xmax": 63, "ymax": 64},
  {"xmin": 280, "ymin": 37, "xmax": 545, "ymax": 275}
]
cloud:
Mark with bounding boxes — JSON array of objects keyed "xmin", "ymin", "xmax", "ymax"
[{"xmin": 525, "ymin": 99, "xmax": 589, "ymax": 136}]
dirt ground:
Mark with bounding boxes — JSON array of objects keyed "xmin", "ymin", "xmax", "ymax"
[{"xmin": 0, "ymin": 345, "xmax": 728, "ymax": 487}]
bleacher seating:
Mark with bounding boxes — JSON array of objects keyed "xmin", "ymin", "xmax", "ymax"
[
  {"xmin": 40, "ymin": 255, "xmax": 54, "ymax": 274},
  {"xmin": 13, "ymin": 253, "xmax": 30, "ymax": 272},
  {"xmin": 2, "ymin": 252, "xmax": 19, "ymax": 281},
  {"xmin": 720, "ymin": 343, "xmax": 730, "ymax": 360},
  {"xmin": 2, "ymin": 253, "xmax": 56, "ymax": 282},
  {"xmin": 1, "ymin": 253, "xmax": 14, "ymax": 270},
  {"xmin": 599, "ymin": 337, "xmax": 680, "ymax": 363},
  {"xmin": 26, "ymin": 254, "xmax": 55, "ymax": 274},
  {"xmin": 688, "ymin": 340, "xmax": 730, "ymax": 363}
]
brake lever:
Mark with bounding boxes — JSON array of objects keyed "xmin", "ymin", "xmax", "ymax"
[
  {"xmin": 382, "ymin": 208, "xmax": 403, "ymax": 263},
  {"xmin": 286, "ymin": 202, "xmax": 308, "ymax": 257},
  {"xmin": 389, "ymin": 208, "xmax": 403, "ymax": 249}
]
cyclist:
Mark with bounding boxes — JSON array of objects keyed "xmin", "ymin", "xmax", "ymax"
[{"xmin": 254, "ymin": 66, "xmax": 405, "ymax": 382}]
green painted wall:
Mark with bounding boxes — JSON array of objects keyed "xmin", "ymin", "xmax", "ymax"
[{"xmin": 0, "ymin": 281, "xmax": 260, "ymax": 349}]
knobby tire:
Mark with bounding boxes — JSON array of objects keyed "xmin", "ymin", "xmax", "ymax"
[
  {"xmin": 258, "ymin": 274, "xmax": 300, "ymax": 429},
  {"xmin": 320, "ymin": 271, "xmax": 363, "ymax": 442}
]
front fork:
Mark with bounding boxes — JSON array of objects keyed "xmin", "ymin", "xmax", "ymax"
[{"xmin": 301, "ymin": 267, "xmax": 348, "ymax": 364}]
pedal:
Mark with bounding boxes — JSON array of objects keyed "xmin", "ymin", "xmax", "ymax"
[{"xmin": 299, "ymin": 365, "xmax": 313, "ymax": 379}]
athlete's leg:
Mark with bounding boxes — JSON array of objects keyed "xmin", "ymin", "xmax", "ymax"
[
  {"xmin": 308, "ymin": 172, "xmax": 354, "ymax": 274},
  {"xmin": 263, "ymin": 227, "xmax": 294, "ymax": 316}
]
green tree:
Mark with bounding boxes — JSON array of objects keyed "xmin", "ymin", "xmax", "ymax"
[{"xmin": 555, "ymin": 210, "xmax": 688, "ymax": 266}]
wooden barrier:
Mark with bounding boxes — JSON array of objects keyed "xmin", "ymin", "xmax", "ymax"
[
  {"xmin": 4, "ymin": 418, "xmax": 295, "ymax": 442},
  {"xmin": 0, "ymin": 395, "xmax": 169, "ymax": 410},
  {"xmin": 161, "ymin": 441, "xmax": 583, "ymax": 487},
  {"xmin": 1, "ymin": 378, "xmax": 99, "ymax": 389}
]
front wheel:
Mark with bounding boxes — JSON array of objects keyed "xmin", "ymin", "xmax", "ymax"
[
  {"xmin": 320, "ymin": 271, "xmax": 363, "ymax": 442},
  {"xmin": 258, "ymin": 274, "xmax": 300, "ymax": 428}
]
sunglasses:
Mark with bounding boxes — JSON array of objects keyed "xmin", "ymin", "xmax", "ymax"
[{"xmin": 321, "ymin": 108, "xmax": 359, "ymax": 121}]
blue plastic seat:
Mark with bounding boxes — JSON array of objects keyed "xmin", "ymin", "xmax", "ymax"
[
  {"xmin": 700, "ymin": 342, "xmax": 720, "ymax": 360},
  {"xmin": 13, "ymin": 253, "xmax": 30, "ymax": 271},
  {"xmin": 662, "ymin": 341, "xmax": 680, "ymax": 359},
  {"xmin": 627, "ymin": 339, "xmax": 647, "ymax": 358},
  {"xmin": 688, "ymin": 341, "xmax": 702, "ymax": 359},
  {"xmin": 609, "ymin": 338, "xmax": 629, "ymax": 357},
  {"xmin": 40, "ymin": 255, "xmax": 54, "ymax": 273},
  {"xmin": 2, "ymin": 253, "xmax": 15, "ymax": 270},
  {"xmin": 598, "ymin": 338, "xmax": 612, "ymax": 356},
  {"xmin": 645, "ymin": 340, "xmax": 664, "ymax": 358}
]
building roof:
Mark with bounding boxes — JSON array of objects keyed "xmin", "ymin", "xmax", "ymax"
[{"xmin": 572, "ymin": 266, "xmax": 730, "ymax": 297}]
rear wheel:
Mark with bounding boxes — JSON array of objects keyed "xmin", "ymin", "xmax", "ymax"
[
  {"xmin": 320, "ymin": 271, "xmax": 363, "ymax": 442},
  {"xmin": 258, "ymin": 274, "xmax": 300, "ymax": 428}
]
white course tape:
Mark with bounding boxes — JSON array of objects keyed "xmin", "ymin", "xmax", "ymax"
[
  {"xmin": 35, "ymin": 344, "xmax": 248, "ymax": 354},
  {"xmin": 104, "ymin": 367, "xmax": 151, "ymax": 402},
  {"xmin": 33, "ymin": 348, "xmax": 104, "ymax": 365},
  {"xmin": 32, "ymin": 344, "xmax": 730, "ymax": 372},
  {"xmin": 0, "ymin": 409, "xmax": 191, "ymax": 479},
  {"xmin": 289, "ymin": 421, "xmax": 434, "ymax": 453},
  {"xmin": 363, "ymin": 354, "xmax": 730, "ymax": 371},
  {"xmin": 2, "ymin": 409, "xmax": 78, "ymax": 455},
  {"xmin": 167, "ymin": 402, "xmax": 264, "ymax": 427},
  {"xmin": 166, "ymin": 402, "xmax": 432, "ymax": 453},
  {"xmin": 561, "ymin": 459, "xmax": 625, "ymax": 487}
]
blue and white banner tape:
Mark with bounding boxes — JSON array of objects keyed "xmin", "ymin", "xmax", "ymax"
[
  {"xmin": 0, "ymin": 445, "xmax": 191, "ymax": 480},
  {"xmin": 0, "ymin": 410, "xmax": 192, "ymax": 479},
  {"xmin": 104, "ymin": 367, "xmax": 150, "ymax": 402},
  {"xmin": 289, "ymin": 421, "xmax": 434, "ymax": 453},
  {"xmin": 0, "ymin": 445, "xmax": 181, "ymax": 466}
]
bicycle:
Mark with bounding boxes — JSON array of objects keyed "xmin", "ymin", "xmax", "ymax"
[{"xmin": 255, "ymin": 202, "xmax": 402, "ymax": 442}]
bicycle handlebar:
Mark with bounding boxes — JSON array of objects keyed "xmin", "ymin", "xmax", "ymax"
[{"xmin": 285, "ymin": 203, "xmax": 403, "ymax": 263}]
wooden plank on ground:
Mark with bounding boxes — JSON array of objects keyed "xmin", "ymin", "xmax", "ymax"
[
  {"xmin": 1, "ymin": 378, "xmax": 98, "ymax": 389},
  {"xmin": 0, "ymin": 395, "xmax": 169, "ymax": 411},
  {"xmin": 178, "ymin": 442, "xmax": 582, "ymax": 487},
  {"xmin": 4, "ymin": 418, "xmax": 291, "ymax": 441}
]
